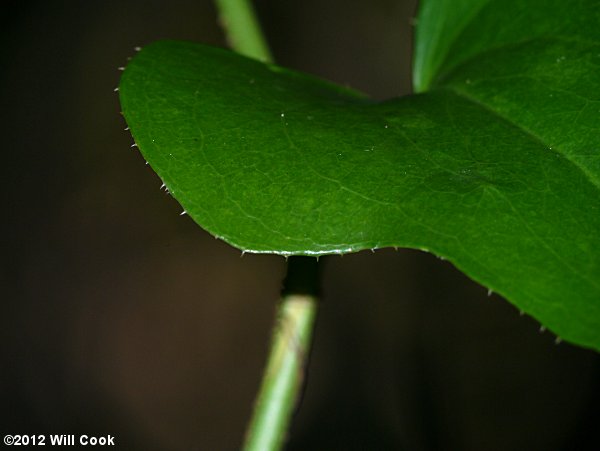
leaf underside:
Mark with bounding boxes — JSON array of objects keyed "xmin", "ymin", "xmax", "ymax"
[{"xmin": 119, "ymin": 0, "xmax": 600, "ymax": 351}]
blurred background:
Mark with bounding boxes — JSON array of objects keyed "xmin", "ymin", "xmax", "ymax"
[{"xmin": 2, "ymin": 1, "xmax": 598, "ymax": 450}]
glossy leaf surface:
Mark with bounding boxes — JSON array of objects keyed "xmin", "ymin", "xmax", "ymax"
[{"xmin": 119, "ymin": 0, "xmax": 600, "ymax": 350}]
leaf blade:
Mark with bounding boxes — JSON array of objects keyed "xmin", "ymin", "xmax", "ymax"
[{"xmin": 119, "ymin": 0, "xmax": 600, "ymax": 351}]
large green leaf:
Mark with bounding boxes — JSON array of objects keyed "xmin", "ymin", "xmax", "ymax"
[{"xmin": 119, "ymin": 0, "xmax": 600, "ymax": 351}]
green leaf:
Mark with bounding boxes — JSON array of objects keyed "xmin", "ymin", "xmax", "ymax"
[{"xmin": 119, "ymin": 0, "xmax": 600, "ymax": 351}]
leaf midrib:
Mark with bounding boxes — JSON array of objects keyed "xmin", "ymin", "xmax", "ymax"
[
  {"xmin": 426, "ymin": 16, "xmax": 600, "ymax": 192},
  {"xmin": 442, "ymin": 83, "xmax": 600, "ymax": 192},
  {"xmin": 434, "ymin": 34, "xmax": 600, "ymax": 88}
]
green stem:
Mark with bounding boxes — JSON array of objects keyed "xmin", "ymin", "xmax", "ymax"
[
  {"xmin": 243, "ymin": 257, "xmax": 320, "ymax": 451},
  {"xmin": 214, "ymin": 0, "xmax": 274, "ymax": 62},
  {"xmin": 212, "ymin": 3, "xmax": 318, "ymax": 448}
]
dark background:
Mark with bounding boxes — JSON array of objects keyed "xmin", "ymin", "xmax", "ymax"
[{"xmin": 2, "ymin": 1, "xmax": 598, "ymax": 450}]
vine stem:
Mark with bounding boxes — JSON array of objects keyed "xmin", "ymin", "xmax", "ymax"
[
  {"xmin": 243, "ymin": 257, "xmax": 320, "ymax": 450},
  {"xmin": 212, "ymin": 1, "xmax": 320, "ymax": 449},
  {"xmin": 213, "ymin": 0, "xmax": 274, "ymax": 62}
]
